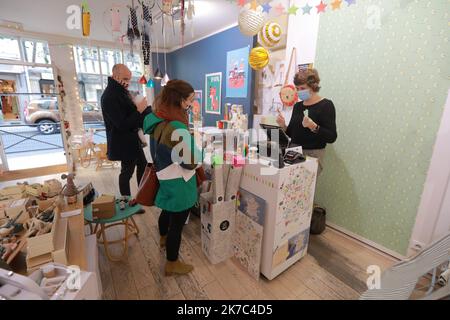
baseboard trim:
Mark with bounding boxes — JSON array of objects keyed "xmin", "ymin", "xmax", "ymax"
[{"xmin": 326, "ymin": 222, "xmax": 405, "ymax": 262}]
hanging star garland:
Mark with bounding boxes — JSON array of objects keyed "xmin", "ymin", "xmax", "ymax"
[
  {"xmin": 261, "ymin": 2, "xmax": 271, "ymax": 13},
  {"xmin": 287, "ymin": 5, "xmax": 299, "ymax": 15},
  {"xmin": 273, "ymin": 3, "xmax": 286, "ymax": 16},
  {"xmin": 237, "ymin": 0, "xmax": 247, "ymax": 7},
  {"xmin": 240, "ymin": 0, "xmax": 357, "ymax": 17},
  {"xmin": 316, "ymin": 1, "xmax": 327, "ymax": 14},
  {"xmin": 302, "ymin": 3, "xmax": 313, "ymax": 15},
  {"xmin": 331, "ymin": 0, "xmax": 342, "ymax": 10}
]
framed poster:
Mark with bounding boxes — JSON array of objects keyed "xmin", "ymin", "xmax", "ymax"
[
  {"xmin": 189, "ymin": 90, "xmax": 203, "ymax": 125},
  {"xmin": 205, "ymin": 72, "xmax": 222, "ymax": 115},
  {"xmin": 226, "ymin": 46, "xmax": 249, "ymax": 98}
]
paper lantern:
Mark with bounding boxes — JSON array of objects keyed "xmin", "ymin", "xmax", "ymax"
[
  {"xmin": 238, "ymin": 6, "xmax": 265, "ymax": 37},
  {"xmin": 249, "ymin": 47, "xmax": 270, "ymax": 70},
  {"xmin": 139, "ymin": 76, "xmax": 148, "ymax": 85},
  {"xmin": 146, "ymin": 79, "xmax": 155, "ymax": 88},
  {"xmin": 279, "ymin": 84, "xmax": 298, "ymax": 107},
  {"xmin": 258, "ymin": 22, "xmax": 282, "ymax": 48}
]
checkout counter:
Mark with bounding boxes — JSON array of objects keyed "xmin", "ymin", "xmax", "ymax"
[{"xmin": 199, "ymin": 125, "xmax": 318, "ymax": 280}]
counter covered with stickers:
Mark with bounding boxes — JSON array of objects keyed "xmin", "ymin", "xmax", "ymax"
[
  {"xmin": 239, "ymin": 158, "xmax": 318, "ymax": 280},
  {"xmin": 199, "ymin": 137, "xmax": 318, "ymax": 280}
]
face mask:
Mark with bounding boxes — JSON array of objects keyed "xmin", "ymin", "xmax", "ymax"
[{"xmin": 298, "ymin": 89, "xmax": 311, "ymax": 102}]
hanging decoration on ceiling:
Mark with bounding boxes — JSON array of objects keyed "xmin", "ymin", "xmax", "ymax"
[
  {"xmin": 238, "ymin": 2, "xmax": 265, "ymax": 37},
  {"xmin": 139, "ymin": 75, "xmax": 148, "ymax": 84},
  {"xmin": 161, "ymin": 0, "xmax": 173, "ymax": 14},
  {"xmin": 102, "ymin": 4, "xmax": 125, "ymax": 43},
  {"xmin": 186, "ymin": 0, "xmax": 195, "ymax": 38},
  {"xmin": 111, "ymin": 5, "xmax": 122, "ymax": 33},
  {"xmin": 160, "ymin": 0, "xmax": 176, "ymax": 37},
  {"xmin": 127, "ymin": 4, "xmax": 141, "ymax": 56},
  {"xmin": 234, "ymin": 0, "xmax": 355, "ymax": 17},
  {"xmin": 258, "ymin": 21, "xmax": 281, "ymax": 48},
  {"xmin": 81, "ymin": 1, "xmax": 91, "ymax": 37},
  {"xmin": 180, "ymin": 0, "xmax": 186, "ymax": 47},
  {"xmin": 249, "ymin": 46, "xmax": 270, "ymax": 70},
  {"xmin": 140, "ymin": 0, "xmax": 154, "ymax": 66},
  {"xmin": 279, "ymin": 47, "xmax": 298, "ymax": 107}
]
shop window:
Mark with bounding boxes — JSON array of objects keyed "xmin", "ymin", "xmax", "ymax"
[
  {"xmin": 74, "ymin": 46, "xmax": 101, "ymax": 75},
  {"xmin": 100, "ymin": 49, "xmax": 122, "ymax": 75},
  {"xmin": 22, "ymin": 40, "xmax": 51, "ymax": 64},
  {"xmin": 0, "ymin": 36, "xmax": 21, "ymax": 61},
  {"xmin": 0, "ymin": 64, "xmax": 55, "ymax": 122},
  {"xmin": 77, "ymin": 74, "xmax": 103, "ymax": 104},
  {"xmin": 124, "ymin": 52, "xmax": 142, "ymax": 77}
]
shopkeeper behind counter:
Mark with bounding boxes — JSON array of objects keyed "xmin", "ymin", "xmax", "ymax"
[{"xmin": 277, "ymin": 68, "xmax": 337, "ymax": 175}]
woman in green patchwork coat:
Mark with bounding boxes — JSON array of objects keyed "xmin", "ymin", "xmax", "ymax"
[{"xmin": 144, "ymin": 80, "xmax": 203, "ymax": 276}]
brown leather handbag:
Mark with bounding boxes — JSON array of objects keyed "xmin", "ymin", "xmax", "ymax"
[
  {"xmin": 135, "ymin": 121, "xmax": 168, "ymax": 206},
  {"xmin": 135, "ymin": 163, "xmax": 159, "ymax": 206}
]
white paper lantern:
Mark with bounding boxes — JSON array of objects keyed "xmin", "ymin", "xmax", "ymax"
[
  {"xmin": 258, "ymin": 22, "xmax": 282, "ymax": 48},
  {"xmin": 238, "ymin": 6, "xmax": 265, "ymax": 37}
]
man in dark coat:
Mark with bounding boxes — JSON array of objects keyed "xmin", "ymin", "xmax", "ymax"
[{"xmin": 101, "ymin": 64, "xmax": 151, "ymax": 206}]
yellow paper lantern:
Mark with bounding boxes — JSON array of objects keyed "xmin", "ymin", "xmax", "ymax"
[
  {"xmin": 258, "ymin": 22, "xmax": 282, "ymax": 48},
  {"xmin": 238, "ymin": 6, "xmax": 265, "ymax": 37},
  {"xmin": 249, "ymin": 47, "xmax": 270, "ymax": 70}
]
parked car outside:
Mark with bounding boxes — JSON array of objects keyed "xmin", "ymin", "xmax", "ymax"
[{"xmin": 24, "ymin": 99, "xmax": 103, "ymax": 134}]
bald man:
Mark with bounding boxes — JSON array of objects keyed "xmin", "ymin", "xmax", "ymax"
[{"xmin": 101, "ymin": 64, "xmax": 152, "ymax": 208}]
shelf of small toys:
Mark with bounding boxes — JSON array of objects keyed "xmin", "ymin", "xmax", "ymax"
[{"xmin": 0, "ymin": 177, "xmax": 87, "ymax": 273}]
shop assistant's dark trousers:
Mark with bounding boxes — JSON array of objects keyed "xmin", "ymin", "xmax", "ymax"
[
  {"xmin": 158, "ymin": 209, "xmax": 190, "ymax": 261},
  {"xmin": 119, "ymin": 148, "xmax": 147, "ymax": 196}
]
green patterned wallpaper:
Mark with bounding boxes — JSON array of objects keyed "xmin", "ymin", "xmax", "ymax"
[{"xmin": 314, "ymin": 0, "xmax": 450, "ymax": 255}]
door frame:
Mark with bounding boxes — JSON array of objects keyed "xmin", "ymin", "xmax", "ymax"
[{"xmin": 408, "ymin": 89, "xmax": 450, "ymax": 256}]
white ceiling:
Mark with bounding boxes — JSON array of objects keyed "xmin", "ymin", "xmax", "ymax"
[{"xmin": 0, "ymin": 0, "xmax": 244, "ymax": 50}]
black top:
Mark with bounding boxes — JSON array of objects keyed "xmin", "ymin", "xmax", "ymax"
[
  {"xmin": 101, "ymin": 77, "xmax": 152, "ymax": 161},
  {"xmin": 286, "ymin": 99, "xmax": 337, "ymax": 150}
]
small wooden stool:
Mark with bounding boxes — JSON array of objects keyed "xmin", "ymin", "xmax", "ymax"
[{"xmin": 84, "ymin": 198, "xmax": 141, "ymax": 262}]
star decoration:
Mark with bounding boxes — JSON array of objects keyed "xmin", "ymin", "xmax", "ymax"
[
  {"xmin": 250, "ymin": 0, "xmax": 258, "ymax": 10},
  {"xmin": 262, "ymin": 2, "xmax": 272, "ymax": 13},
  {"xmin": 287, "ymin": 5, "xmax": 299, "ymax": 15},
  {"xmin": 316, "ymin": 1, "xmax": 327, "ymax": 14},
  {"xmin": 345, "ymin": 0, "xmax": 356, "ymax": 5},
  {"xmin": 331, "ymin": 0, "xmax": 342, "ymax": 10},
  {"xmin": 237, "ymin": 0, "xmax": 247, "ymax": 7},
  {"xmin": 302, "ymin": 3, "xmax": 313, "ymax": 15},
  {"xmin": 274, "ymin": 3, "xmax": 286, "ymax": 16}
]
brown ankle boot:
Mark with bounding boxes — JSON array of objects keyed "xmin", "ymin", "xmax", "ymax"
[
  {"xmin": 164, "ymin": 260, "xmax": 194, "ymax": 276},
  {"xmin": 160, "ymin": 235, "xmax": 167, "ymax": 248}
]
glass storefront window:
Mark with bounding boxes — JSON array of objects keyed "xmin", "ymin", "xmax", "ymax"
[
  {"xmin": 0, "ymin": 37, "xmax": 21, "ymax": 61},
  {"xmin": 128, "ymin": 77, "xmax": 144, "ymax": 97},
  {"xmin": 74, "ymin": 46, "xmax": 101, "ymax": 74},
  {"xmin": 124, "ymin": 52, "xmax": 142, "ymax": 77},
  {"xmin": 22, "ymin": 40, "xmax": 51, "ymax": 64},
  {"xmin": 0, "ymin": 64, "xmax": 55, "ymax": 122},
  {"xmin": 100, "ymin": 49, "xmax": 122, "ymax": 75},
  {"xmin": 77, "ymin": 74, "xmax": 103, "ymax": 104}
]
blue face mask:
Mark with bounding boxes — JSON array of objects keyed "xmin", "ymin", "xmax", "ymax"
[{"xmin": 298, "ymin": 89, "xmax": 311, "ymax": 102}]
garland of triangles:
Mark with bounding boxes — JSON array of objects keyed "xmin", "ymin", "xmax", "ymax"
[{"xmin": 227, "ymin": 0, "xmax": 356, "ymax": 16}]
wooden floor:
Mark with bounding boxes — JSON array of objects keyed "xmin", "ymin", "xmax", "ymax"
[{"xmin": 1, "ymin": 166, "xmax": 400, "ymax": 300}]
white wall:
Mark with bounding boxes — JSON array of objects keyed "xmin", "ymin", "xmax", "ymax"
[
  {"xmin": 281, "ymin": 0, "xmax": 321, "ymax": 125},
  {"xmin": 408, "ymin": 90, "xmax": 450, "ymax": 255}
]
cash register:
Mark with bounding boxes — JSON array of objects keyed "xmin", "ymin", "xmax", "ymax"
[{"xmin": 256, "ymin": 124, "xmax": 305, "ymax": 167}]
